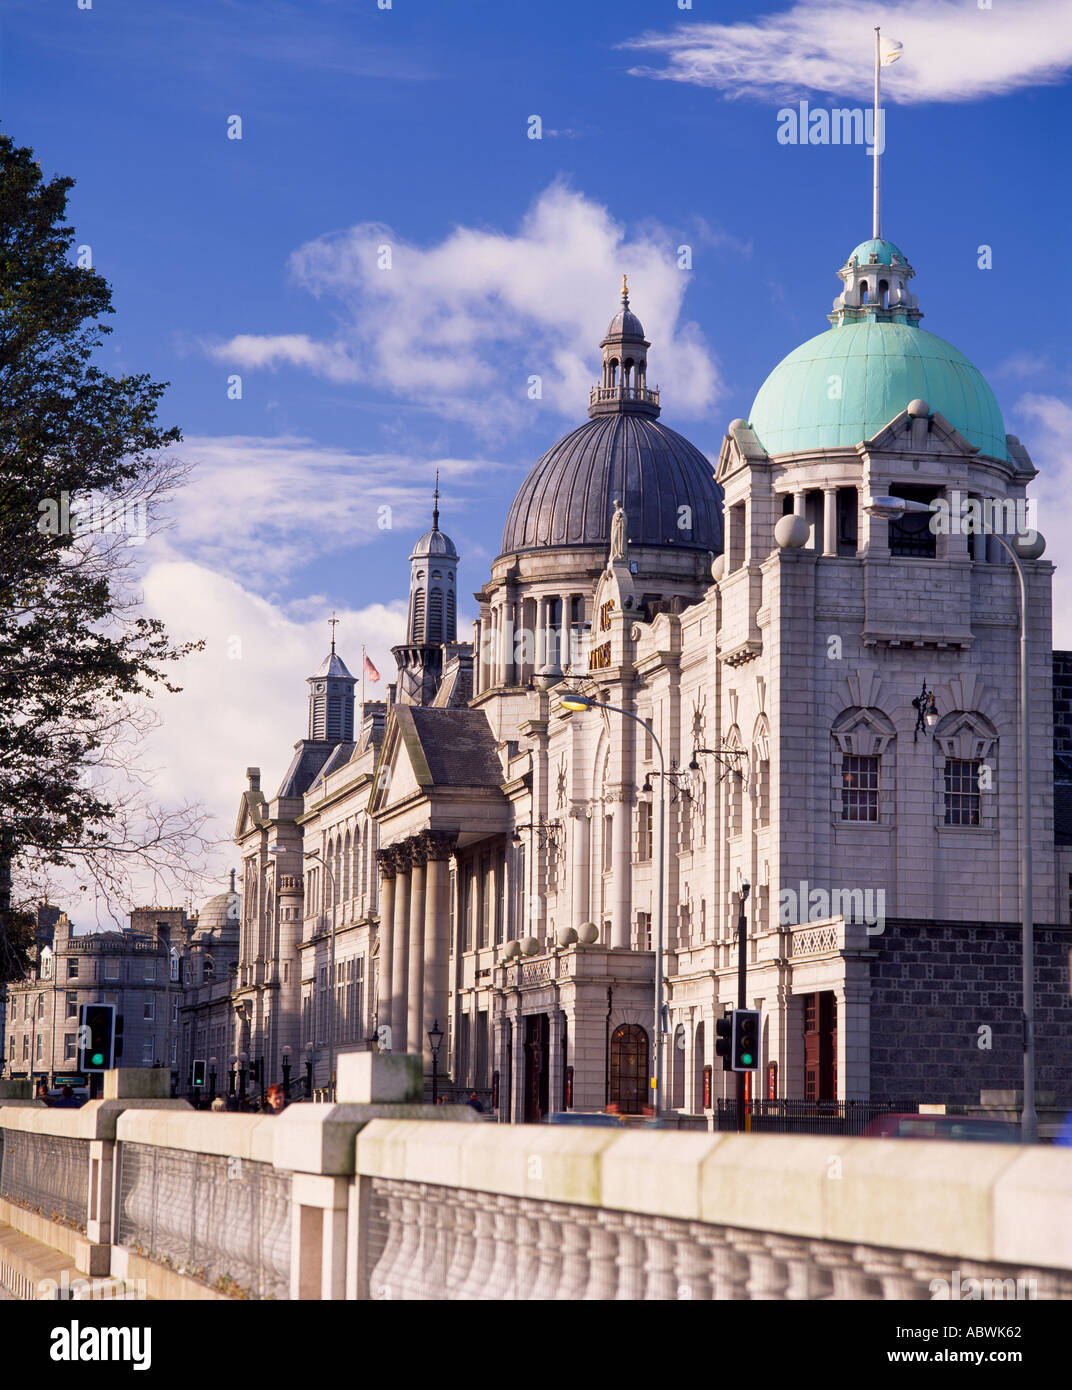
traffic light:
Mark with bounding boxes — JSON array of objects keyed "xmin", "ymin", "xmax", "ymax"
[
  {"xmin": 715, "ymin": 1012, "xmax": 733, "ymax": 1071},
  {"xmin": 731, "ymin": 1009, "xmax": 761, "ymax": 1071},
  {"xmin": 78, "ymin": 1004, "xmax": 116, "ymax": 1072},
  {"xmin": 114, "ymin": 1014, "xmax": 124, "ymax": 1061},
  {"xmin": 191, "ymin": 1058, "xmax": 206, "ymax": 1089}
]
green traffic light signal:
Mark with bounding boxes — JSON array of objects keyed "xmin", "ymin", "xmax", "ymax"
[{"xmin": 90, "ymin": 1052, "xmax": 104, "ymax": 1067}]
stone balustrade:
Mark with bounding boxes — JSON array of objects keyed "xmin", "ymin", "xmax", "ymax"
[{"xmin": 1, "ymin": 1058, "xmax": 1071, "ymax": 1301}]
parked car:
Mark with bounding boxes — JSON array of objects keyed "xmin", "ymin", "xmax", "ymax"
[
  {"xmin": 545, "ymin": 1111, "xmax": 625, "ymax": 1127},
  {"xmin": 862, "ymin": 1113, "xmax": 1019, "ymax": 1142}
]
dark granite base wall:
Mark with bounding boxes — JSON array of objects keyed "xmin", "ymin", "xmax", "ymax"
[{"xmin": 868, "ymin": 918, "xmax": 1072, "ymax": 1105}]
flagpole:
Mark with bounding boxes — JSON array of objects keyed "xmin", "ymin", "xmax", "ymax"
[
  {"xmin": 361, "ymin": 643, "xmax": 366, "ymax": 714},
  {"xmin": 873, "ymin": 26, "xmax": 881, "ymax": 238}
]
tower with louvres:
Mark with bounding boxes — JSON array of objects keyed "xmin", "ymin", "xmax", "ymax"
[{"xmin": 393, "ymin": 484, "xmax": 459, "ymax": 706}]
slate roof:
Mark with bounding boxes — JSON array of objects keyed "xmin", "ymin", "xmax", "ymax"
[
  {"xmin": 403, "ymin": 707, "xmax": 504, "ymax": 789},
  {"xmin": 276, "ymin": 742, "xmax": 340, "ymax": 799}
]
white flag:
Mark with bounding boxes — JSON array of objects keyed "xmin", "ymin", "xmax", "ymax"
[{"xmin": 881, "ymin": 39, "xmax": 903, "ymax": 65}]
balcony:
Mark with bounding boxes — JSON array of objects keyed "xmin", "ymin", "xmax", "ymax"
[{"xmin": 588, "ymin": 384, "xmax": 660, "ymax": 416}]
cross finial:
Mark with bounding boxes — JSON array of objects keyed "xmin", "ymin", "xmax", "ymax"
[
  {"xmin": 328, "ymin": 612, "xmax": 339, "ymax": 653},
  {"xmin": 432, "ymin": 469, "xmax": 440, "ymax": 532},
  {"xmin": 621, "ymin": 273, "xmax": 629, "ymax": 307}
]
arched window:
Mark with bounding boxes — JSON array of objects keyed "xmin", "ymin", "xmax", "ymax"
[
  {"xmin": 609, "ymin": 1024, "xmax": 649, "ymax": 1115},
  {"xmin": 353, "ymin": 828, "xmax": 362, "ymax": 903},
  {"xmin": 343, "ymin": 830, "xmax": 352, "ymax": 902},
  {"xmin": 40, "ymin": 949, "xmax": 52, "ymax": 980},
  {"xmin": 934, "ymin": 710, "xmax": 998, "ymax": 827},
  {"xmin": 204, "ymin": 955, "xmax": 215, "ymax": 981},
  {"xmin": 878, "ymin": 278, "xmax": 889, "ymax": 308},
  {"xmin": 671, "ymin": 1024, "xmax": 686, "ymax": 1109},
  {"xmin": 860, "ymin": 279, "xmax": 869, "ymax": 304},
  {"xmin": 169, "ymin": 947, "xmax": 180, "ymax": 982},
  {"xmin": 693, "ymin": 1021, "xmax": 706, "ymax": 1110}
]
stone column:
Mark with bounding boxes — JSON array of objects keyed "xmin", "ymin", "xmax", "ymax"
[
  {"xmin": 374, "ymin": 850, "xmax": 397, "ymax": 1034},
  {"xmin": 569, "ymin": 805, "xmax": 590, "ymax": 930},
  {"xmin": 822, "ymin": 488, "xmax": 838, "ymax": 556},
  {"xmin": 423, "ymin": 833, "xmax": 455, "ymax": 1068},
  {"xmin": 534, "ymin": 596, "xmax": 547, "ymax": 668},
  {"xmin": 391, "ymin": 852, "xmax": 411, "ymax": 1053},
  {"xmin": 406, "ymin": 840, "xmax": 428, "ymax": 1056},
  {"xmin": 610, "ymin": 788, "xmax": 632, "ymax": 949},
  {"xmin": 792, "ymin": 491, "xmax": 805, "ymax": 517}
]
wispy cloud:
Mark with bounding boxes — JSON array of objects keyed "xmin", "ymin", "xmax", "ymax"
[
  {"xmin": 623, "ymin": 0, "xmax": 1072, "ymax": 104},
  {"xmin": 205, "ymin": 183, "xmax": 723, "ymax": 431},
  {"xmin": 154, "ymin": 434, "xmax": 500, "ymax": 592},
  {"xmin": 1012, "ymin": 393, "xmax": 1072, "ymax": 647}
]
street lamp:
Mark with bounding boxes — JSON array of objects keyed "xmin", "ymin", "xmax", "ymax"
[
  {"xmin": 238, "ymin": 1049, "xmax": 249, "ymax": 1106},
  {"xmin": 228, "ymin": 1054, "xmax": 238, "ymax": 1098},
  {"xmin": 560, "ymin": 689, "xmax": 665, "ymax": 1117},
  {"xmin": 865, "ymin": 493, "xmax": 1040, "ymax": 1143},
  {"xmin": 428, "ymin": 1018, "xmax": 444, "ymax": 1104},
  {"xmin": 208, "ymin": 1055, "xmax": 218, "ymax": 1104},
  {"xmin": 304, "ymin": 850, "xmax": 338, "ymax": 1102},
  {"xmin": 281, "ymin": 1044, "xmax": 292, "ymax": 1101}
]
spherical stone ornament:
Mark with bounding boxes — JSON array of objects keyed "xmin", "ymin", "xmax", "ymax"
[
  {"xmin": 502, "ymin": 940, "xmax": 521, "ymax": 960},
  {"xmin": 907, "ymin": 398, "xmax": 930, "ymax": 418},
  {"xmin": 710, "ymin": 554, "xmax": 725, "ymax": 581},
  {"xmin": 520, "ymin": 936, "xmax": 541, "ymax": 956},
  {"xmin": 557, "ymin": 926, "xmax": 579, "ymax": 947},
  {"xmin": 1015, "ymin": 530, "xmax": 1046, "ymax": 560},
  {"xmin": 576, "ymin": 922, "xmax": 600, "ymax": 945},
  {"xmin": 774, "ymin": 514, "xmax": 811, "ymax": 549},
  {"xmin": 728, "ymin": 418, "xmax": 749, "ymax": 432}
]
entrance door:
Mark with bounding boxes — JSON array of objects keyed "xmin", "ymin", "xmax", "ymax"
[
  {"xmin": 802, "ymin": 991, "xmax": 838, "ymax": 1100},
  {"xmin": 523, "ymin": 1014, "xmax": 549, "ymax": 1123},
  {"xmin": 610, "ymin": 1023, "xmax": 649, "ymax": 1114}
]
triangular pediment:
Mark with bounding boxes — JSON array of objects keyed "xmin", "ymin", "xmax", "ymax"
[{"xmin": 868, "ymin": 407, "xmax": 980, "ymax": 458}]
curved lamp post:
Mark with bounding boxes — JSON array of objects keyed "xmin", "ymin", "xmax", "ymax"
[
  {"xmin": 303, "ymin": 850, "xmax": 338, "ymax": 1102},
  {"xmin": 866, "ymin": 494, "xmax": 1038, "ymax": 1143},
  {"xmin": 560, "ymin": 690, "xmax": 665, "ymax": 1117}
]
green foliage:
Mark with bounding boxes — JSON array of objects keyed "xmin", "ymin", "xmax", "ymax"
[{"xmin": 0, "ymin": 134, "xmax": 199, "ymax": 977}]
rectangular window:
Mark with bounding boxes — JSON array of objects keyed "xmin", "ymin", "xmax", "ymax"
[
  {"xmin": 105, "ymin": 959, "xmax": 120, "ymax": 980},
  {"xmin": 104, "ymin": 992, "xmax": 118, "ymax": 1007},
  {"xmin": 462, "ymin": 871, "xmax": 473, "ymax": 953},
  {"xmin": 22, "ymin": 1035, "xmax": 29, "ymax": 1060},
  {"xmin": 636, "ymin": 801, "xmax": 652, "ymax": 861},
  {"xmin": 841, "ymin": 754, "xmax": 880, "ymax": 822},
  {"xmin": 495, "ymin": 855, "xmax": 505, "ymax": 945},
  {"xmin": 36, "ymin": 994, "xmax": 44, "ymax": 1018},
  {"xmin": 637, "ymin": 911, "xmax": 652, "ymax": 952},
  {"xmin": 142, "ymin": 1037, "xmax": 154, "ymax": 1064},
  {"xmin": 479, "ymin": 853, "xmax": 491, "ymax": 949},
  {"xmin": 945, "ymin": 758, "xmax": 981, "ymax": 826},
  {"xmin": 36, "ymin": 1034, "xmax": 43, "ymax": 1060},
  {"xmin": 66, "ymin": 991, "xmax": 78, "ymax": 1019},
  {"xmin": 144, "ymin": 961, "xmax": 156, "ymax": 982},
  {"xmin": 448, "ymin": 867, "xmax": 456, "ymax": 957},
  {"xmin": 144, "ymin": 997, "xmax": 155, "ymax": 1021},
  {"xmin": 888, "ymin": 484, "xmax": 939, "ymax": 558},
  {"xmin": 171, "ymin": 999, "xmax": 178, "ymax": 1023},
  {"xmin": 23, "ymin": 995, "xmax": 29, "ymax": 1020},
  {"xmin": 64, "ymin": 1033, "xmax": 78, "ymax": 1061},
  {"xmin": 67, "ymin": 958, "xmax": 79, "ymax": 980}
]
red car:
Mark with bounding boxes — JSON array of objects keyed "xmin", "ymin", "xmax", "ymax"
[{"xmin": 862, "ymin": 1113, "xmax": 1020, "ymax": 1142}]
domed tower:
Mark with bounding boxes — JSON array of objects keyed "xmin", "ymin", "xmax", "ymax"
[
  {"xmin": 307, "ymin": 628, "xmax": 356, "ymax": 742},
  {"xmin": 480, "ymin": 280, "xmax": 724, "ymax": 692},
  {"xmin": 393, "ymin": 477, "xmax": 460, "ymax": 706}
]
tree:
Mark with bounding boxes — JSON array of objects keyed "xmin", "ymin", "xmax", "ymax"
[{"xmin": 0, "ymin": 134, "xmax": 205, "ymax": 980}]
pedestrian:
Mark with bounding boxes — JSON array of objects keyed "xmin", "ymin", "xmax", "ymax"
[
  {"xmin": 265, "ymin": 1083, "xmax": 286, "ymax": 1115},
  {"xmin": 210, "ymin": 1097, "xmax": 226, "ymax": 1112},
  {"xmin": 467, "ymin": 1091, "xmax": 483, "ymax": 1113},
  {"xmin": 51, "ymin": 1085, "xmax": 80, "ymax": 1109},
  {"xmin": 36, "ymin": 1078, "xmax": 52, "ymax": 1106}
]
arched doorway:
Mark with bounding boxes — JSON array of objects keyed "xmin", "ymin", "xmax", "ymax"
[
  {"xmin": 610, "ymin": 1023, "xmax": 649, "ymax": 1114},
  {"xmin": 671, "ymin": 1024, "xmax": 686, "ymax": 1109}
]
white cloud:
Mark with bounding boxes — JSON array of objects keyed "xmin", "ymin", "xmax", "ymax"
[
  {"xmin": 623, "ymin": 1, "xmax": 1072, "ymax": 104},
  {"xmin": 132, "ymin": 560, "xmax": 407, "ymax": 892},
  {"xmin": 154, "ymin": 434, "xmax": 498, "ymax": 591},
  {"xmin": 1012, "ymin": 393, "xmax": 1072, "ymax": 647},
  {"xmin": 205, "ymin": 183, "xmax": 723, "ymax": 429}
]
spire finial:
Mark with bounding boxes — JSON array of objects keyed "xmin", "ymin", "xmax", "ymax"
[
  {"xmin": 229, "ymin": 867, "xmax": 236, "ymax": 893},
  {"xmin": 432, "ymin": 469, "xmax": 440, "ymax": 532},
  {"xmin": 621, "ymin": 273, "xmax": 629, "ymax": 307},
  {"xmin": 328, "ymin": 611, "xmax": 339, "ymax": 654}
]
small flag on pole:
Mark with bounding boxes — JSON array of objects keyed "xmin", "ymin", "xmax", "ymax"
[
  {"xmin": 363, "ymin": 653, "xmax": 381, "ymax": 683},
  {"xmin": 881, "ymin": 38, "xmax": 903, "ymax": 65}
]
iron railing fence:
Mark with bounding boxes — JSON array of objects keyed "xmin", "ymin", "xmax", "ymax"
[
  {"xmin": 116, "ymin": 1142, "xmax": 291, "ymax": 1299},
  {"xmin": 0, "ymin": 1131, "xmax": 88, "ymax": 1231},
  {"xmin": 358, "ymin": 1176, "xmax": 1070, "ymax": 1301},
  {"xmin": 714, "ymin": 1098, "xmax": 906, "ymax": 1135}
]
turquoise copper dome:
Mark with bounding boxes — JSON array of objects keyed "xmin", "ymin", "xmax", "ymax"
[{"xmin": 748, "ymin": 239, "xmax": 1008, "ymax": 461}]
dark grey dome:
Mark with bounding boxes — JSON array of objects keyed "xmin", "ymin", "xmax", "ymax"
[
  {"xmin": 500, "ymin": 413, "xmax": 724, "ymax": 557},
  {"xmin": 604, "ymin": 307, "xmax": 646, "ymax": 342}
]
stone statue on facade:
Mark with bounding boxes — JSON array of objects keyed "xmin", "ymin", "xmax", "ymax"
[{"xmin": 610, "ymin": 498, "xmax": 628, "ymax": 562}]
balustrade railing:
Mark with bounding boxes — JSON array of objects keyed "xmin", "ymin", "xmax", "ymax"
[
  {"xmin": 359, "ymin": 1177, "xmax": 1068, "ymax": 1301},
  {"xmin": 0, "ymin": 1131, "xmax": 89, "ymax": 1231},
  {"xmin": 116, "ymin": 1142, "xmax": 291, "ymax": 1299}
]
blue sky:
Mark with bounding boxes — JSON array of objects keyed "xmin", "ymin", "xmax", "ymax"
[{"xmin": 4, "ymin": 0, "xmax": 1071, "ymax": 913}]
